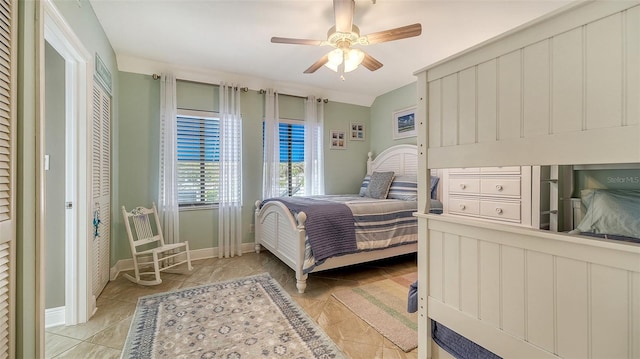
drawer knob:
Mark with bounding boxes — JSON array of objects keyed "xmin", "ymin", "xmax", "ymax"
[
  {"xmin": 460, "ymin": 184, "xmax": 466, "ymax": 190},
  {"xmin": 495, "ymin": 208, "xmax": 503, "ymax": 215},
  {"xmin": 495, "ymin": 184, "xmax": 503, "ymax": 191},
  {"xmin": 459, "ymin": 204, "xmax": 466, "ymax": 210}
]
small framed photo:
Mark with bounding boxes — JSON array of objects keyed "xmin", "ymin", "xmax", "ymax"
[
  {"xmin": 392, "ymin": 106, "xmax": 416, "ymax": 139},
  {"xmin": 330, "ymin": 130, "xmax": 347, "ymax": 149},
  {"xmin": 350, "ymin": 122, "xmax": 365, "ymax": 141}
]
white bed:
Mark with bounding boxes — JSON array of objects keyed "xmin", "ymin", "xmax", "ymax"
[
  {"xmin": 254, "ymin": 144, "xmax": 430, "ymax": 294},
  {"xmin": 413, "ymin": 2, "xmax": 640, "ymax": 358}
]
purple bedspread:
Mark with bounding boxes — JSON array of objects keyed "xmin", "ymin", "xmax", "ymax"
[{"xmin": 262, "ymin": 197, "xmax": 357, "ymax": 262}]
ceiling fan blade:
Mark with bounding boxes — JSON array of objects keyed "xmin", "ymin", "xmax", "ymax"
[
  {"xmin": 334, "ymin": 0, "xmax": 354, "ymax": 33},
  {"xmin": 271, "ymin": 37, "xmax": 323, "ymax": 46},
  {"xmin": 361, "ymin": 53, "xmax": 383, "ymax": 71},
  {"xmin": 362, "ymin": 23, "xmax": 422, "ymax": 45},
  {"xmin": 304, "ymin": 54, "xmax": 329, "ymax": 74}
]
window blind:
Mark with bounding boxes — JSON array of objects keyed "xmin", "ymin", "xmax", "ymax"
[{"xmin": 177, "ymin": 115, "xmax": 220, "ymax": 206}]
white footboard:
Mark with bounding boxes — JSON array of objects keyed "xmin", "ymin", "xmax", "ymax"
[
  {"xmin": 254, "ymin": 200, "xmax": 309, "ymax": 293},
  {"xmin": 417, "ymin": 214, "xmax": 640, "ymax": 359}
]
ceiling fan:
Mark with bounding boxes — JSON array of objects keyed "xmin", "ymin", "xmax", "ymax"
[{"xmin": 271, "ymin": 0, "xmax": 422, "ymax": 79}]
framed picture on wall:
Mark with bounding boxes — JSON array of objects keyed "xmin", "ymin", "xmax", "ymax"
[
  {"xmin": 350, "ymin": 122, "xmax": 365, "ymax": 141},
  {"xmin": 330, "ymin": 130, "xmax": 347, "ymax": 149},
  {"xmin": 392, "ymin": 106, "xmax": 416, "ymax": 139}
]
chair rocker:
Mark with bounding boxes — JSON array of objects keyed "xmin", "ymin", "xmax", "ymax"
[{"xmin": 121, "ymin": 203, "xmax": 193, "ymax": 285}]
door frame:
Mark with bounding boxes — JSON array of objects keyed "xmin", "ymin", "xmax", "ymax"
[{"xmin": 40, "ymin": 0, "xmax": 94, "ymax": 326}]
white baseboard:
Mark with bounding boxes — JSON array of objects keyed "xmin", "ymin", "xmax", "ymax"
[
  {"xmin": 110, "ymin": 243, "xmax": 257, "ymax": 281},
  {"xmin": 45, "ymin": 306, "xmax": 66, "ymax": 328}
]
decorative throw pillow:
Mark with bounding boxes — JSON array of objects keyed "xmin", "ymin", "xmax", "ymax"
[
  {"xmin": 359, "ymin": 175, "xmax": 371, "ymax": 196},
  {"xmin": 387, "ymin": 175, "xmax": 418, "ymax": 200},
  {"xmin": 365, "ymin": 171, "xmax": 395, "ymax": 199},
  {"xmin": 386, "ymin": 175, "xmax": 440, "ymax": 201}
]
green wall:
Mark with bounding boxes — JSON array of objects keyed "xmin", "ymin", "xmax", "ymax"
[{"xmin": 369, "ymin": 82, "xmax": 418, "ymax": 156}]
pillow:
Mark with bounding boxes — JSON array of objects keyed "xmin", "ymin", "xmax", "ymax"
[
  {"xmin": 365, "ymin": 171, "xmax": 395, "ymax": 199},
  {"xmin": 386, "ymin": 175, "xmax": 439, "ymax": 201},
  {"xmin": 358, "ymin": 175, "xmax": 371, "ymax": 197},
  {"xmin": 430, "ymin": 176, "xmax": 440, "ymax": 200},
  {"xmin": 575, "ymin": 189, "xmax": 640, "ymax": 239},
  {"xmin": 388, "ymin": 175, "xmax": 418, "ymax": 200}
]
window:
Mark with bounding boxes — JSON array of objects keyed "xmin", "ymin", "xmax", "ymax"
[
  {"xmin": 280, "ymin": 121, "xmax": 305, "ymax": 196},
  {"xmin": 176, "ymin": 110, "xmax": 220, "ymax": 206},
  {"xmin": 268, "ymin": 120, "xmax": 305, "ymax": 197}
]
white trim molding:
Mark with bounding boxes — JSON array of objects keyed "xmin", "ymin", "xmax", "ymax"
[{"xmin": 44, "ymin": 306, "xmax": 66, "ymax": 329}]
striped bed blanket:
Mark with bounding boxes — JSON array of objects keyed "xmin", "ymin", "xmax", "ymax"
[{"xmin": 263, "ymin": 195, "xmax": 418, "ymax": 273}]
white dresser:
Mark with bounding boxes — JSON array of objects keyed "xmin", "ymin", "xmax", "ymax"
[{"xmin": 441, "ymin": 166, "xmax": 533, "ymax": 226}]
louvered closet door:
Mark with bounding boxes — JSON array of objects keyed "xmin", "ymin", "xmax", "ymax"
[
  {"xmin": 91, "ymin": 84, "xmax": 111, "ymax": 297},
  {"xmin": 0, "ymin": 0, "xmax": 16, "ymax": 357}
]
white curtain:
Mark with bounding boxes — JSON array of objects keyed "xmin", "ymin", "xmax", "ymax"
[
  {"xmin": 262, "ymin": 89, "xmax": 280, "ymax": 198},
  {"xmin": 158, "ymin": 73, "xmax": 180, "ymax": 245},
  {"xmin": 304, "ymin": 96, "xmax": 325, "ymax": 195},
  {"xmin": 218, "ymin": 83, "xmax": 243, "ymax": 258}
]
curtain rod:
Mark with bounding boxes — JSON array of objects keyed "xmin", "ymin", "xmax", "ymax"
[
  {"xmin": 258, "ymin": 89, "xmax": 329, "ymax": 103},
  {"xmin": 151, "ymin": 74, "xmax": 248, "ymax": 92}
]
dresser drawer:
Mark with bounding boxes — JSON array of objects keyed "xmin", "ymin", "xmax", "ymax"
[
  {"xmin": 448, "ymin": 197, "xmax": 480, "ymax": 216},
  {"xmin": 481, "ymin": 178, "xmax": 521, "ymax": 197},
  {"xmin": 480, "ymin": 200, "xmax": 521, "ymax": 222},
  {"xmin": 448, "ymin": 177, "xmax": 480, "ymax": 195}
]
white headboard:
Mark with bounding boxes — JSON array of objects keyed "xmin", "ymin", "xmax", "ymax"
[{"xmin": 367, "ymin": 144, "xmax": 418, "ymax": 176}]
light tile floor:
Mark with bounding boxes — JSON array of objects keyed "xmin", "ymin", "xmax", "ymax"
[{"xmin": 45, "ymin": 251, "xmax": 419, "ymax": 359}]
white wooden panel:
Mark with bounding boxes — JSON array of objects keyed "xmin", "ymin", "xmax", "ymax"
[
  {"xmin": 551, "ymin": 28, "xmax": 583, "ymax": 134},
  {"xmin": 632, "ymin": 271, "xmax": 640, "ymax": 359},
  {"xmin": 442, "ymin": 74, "xmax": 458, "ymax": 147},
  {"xmin": 556, "ymin": 257, "xmax": 588, "ymax": 359},
  {"xmin": 428, "ymin": 80, "xmax": 442, "ymax": 148},
  {"xmin": 501, "ymin": 245, "xmax": 525, "ymax": 338},
  {"xmin": 477, "ymin": 60, "xmax": 497, "ymax": 143},
  {"xmin": 429, "ymin": 230, "xmax": 444, "ymax": 301},
  {"xmin": 458, "ymin": 67, "xmax": 477, "ymax": 145},
  {"xmin": 523, "ymin": 40, "xmax": 550, "ymax": 137},
  {"xmin": 526, "ymin": 251, "xmax": 554, "ymax": 352},
  {"xmin": 591, "ymin": 264, "xmax": 629, "ymax": 359},
  {"xmin": 443, "ymin": 233, "xmax": 460, "ymax": 308},
  {"xmin": 479, "ymin": 241, "xmax": 500, "ymax": 327},
  {"xmin": 498, "ymin": 50, "xmax": 522, "ymax": 140},
  {"xmin": 427, "ymin": 125, "xmax": 640, "ymax": 169},
  {"xmin": 460, "ymin": 236, "xmax": 479, "ymax": 317},
  {"xmin": 625, "ymin": 6, "xmax": 640, "ymax": 126},
  {"xmin": 586, "ymin": 13, "xmax": 623, "ymax": 130}
]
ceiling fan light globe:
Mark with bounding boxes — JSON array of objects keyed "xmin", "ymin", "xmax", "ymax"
[
  {"xmin": 325, "ymin": 49, "xmax": 344, "ymax": 72},
  {"xmin": 344, "ymin": 48, "xmax": 365, "ymax": 72}
]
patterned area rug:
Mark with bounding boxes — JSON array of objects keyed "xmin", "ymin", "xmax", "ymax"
[
  {"xmin": 122, "ymin": 273, "xmax": 345, "ymax": 358},
  {"xmin": 332, "ymin": 272, "xmax": 418, "ymax": 352}
]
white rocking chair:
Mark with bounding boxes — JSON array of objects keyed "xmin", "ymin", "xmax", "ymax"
[{"xmin": 121, "ymin": 203, "xmax": 193, "ymax": 285}]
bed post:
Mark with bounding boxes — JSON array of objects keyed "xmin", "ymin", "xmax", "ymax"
[
  {"xmin": 254, "ymin": 200, "xmax": 262, "ymax": 253},
  {"xmin": 295, "ymin": 212, "xmax": 309, "ymax": 293}
]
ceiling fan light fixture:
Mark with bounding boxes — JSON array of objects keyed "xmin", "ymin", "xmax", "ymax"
[
  {"xmin": 344, "ymin": 48, "xmax": 364, "ymax": 72},
  {"xmin": 325, "ymin": 48, "xmax": 344, "ymax": 72},
  {"xmin": 325, "ymin": 48, "xmax": 364, "ymax": 73}
]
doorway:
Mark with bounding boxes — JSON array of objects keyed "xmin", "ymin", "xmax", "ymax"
[{"xmin": 41, "ymin": 1, "xmax": 94, "ymax": 329}]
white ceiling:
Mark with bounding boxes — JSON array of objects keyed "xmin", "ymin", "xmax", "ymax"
[{"xmin": 89, "ymin": 0, "xmax": 572, "ymax": 106}]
